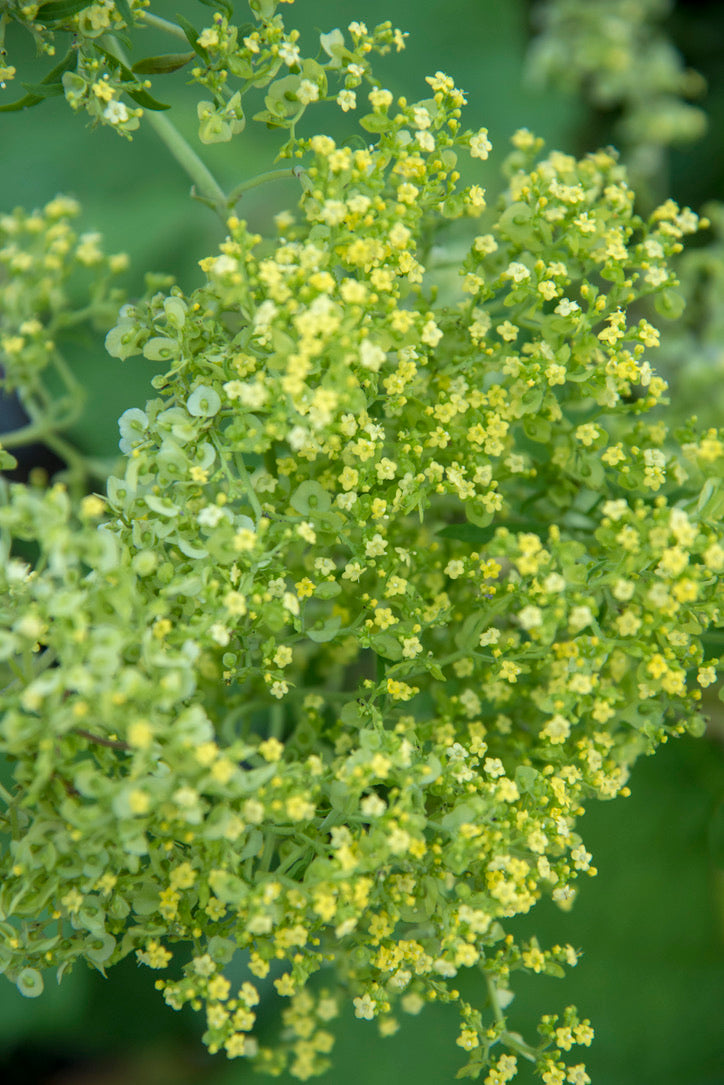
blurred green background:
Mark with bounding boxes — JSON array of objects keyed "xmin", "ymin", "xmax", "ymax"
[{"xmin": 1, "ymin": 1, "xmax": 723, "ymax": 1082}]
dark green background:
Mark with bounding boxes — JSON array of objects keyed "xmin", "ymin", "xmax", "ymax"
[{"xmin": 1, "ymin": 2, "xmax": 723, "ymax": 1082}]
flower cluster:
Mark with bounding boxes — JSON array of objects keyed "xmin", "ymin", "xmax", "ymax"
[
  {"xmin": 2, "ymin": 1, "xmax": 407, "ymax": 147},
  {"xmin": 527, "ymin": 0, "xmax": 707, "ymax": 184},
  {"xmin": 0, "ymin": 196, "xmax": 127, "ymax": 398},
  {"xmin": 1, "ymin": 6, "xmax": 723, "ymax": 1083}
]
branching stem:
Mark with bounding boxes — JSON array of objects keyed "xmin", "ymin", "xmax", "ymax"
[
  {"xmin": 74, "ymin": 729, "xmax": 131, "ymax": 752},
  {"xmin": 106, "ymin": 34, "xmax": 229, "ymax": 220},
  {"xmin": 140, "ymin": 109, "xmax": 229, "ymax": 219}
]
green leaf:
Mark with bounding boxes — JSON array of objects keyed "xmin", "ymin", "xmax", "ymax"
[
  {"xmin": 208, "ymin": 870, "xmax": 247, "ymax": 903},
  {"xmin": 654, "ymin": 288, "xmax": 686, "ymax": 320},
  {"xmin": 198, "ymin": 0, "xmax": 233, "ymax": 15},
  {"xmin": 132, "ymin": 52, "xmax": 196, "ymax": 76},
  {"xmin": 36, "ymin": 0, "xmax": 90, "ymax": 24},
  {"xmin": 697, "ymin": 479, "xmax": 724, "ymax": 521},
  {"xmin": 0, "ymin": 448, "xmax": 18, "ymax": 471},
  {"xmin": 454, "ymin": 611, "xmax": 487, "ymax": 651},
  {"xmin": 85, "ymin": 933, "xmax": 115, "ymax": 965},
  {"xmin": 314, "ymin": 581, "xmax": 341, "ymax": 600},
  {"xmin": 95, "ymin": 45, "xmax": 170, "ymax": 110},
  {"xmin": 126, "ymin": 86, "xmax": 171, "ymax": 112},
  {"xmin": 207, "ymin": 935, "xmax": 236, "ymax": 964},
  {"xmin": 369, "ymin": 632, "xmax": 402, "ymax": 661},
  {"xmin": 340, "ymin": 701, "xmax": 365, "ymax": 726},
  {"xmin": 320, "ymin": 28, "xmax": 344, "ymax": 56},
  {"xmin": 0, "ymin": 48, "xmax": 76, "ymax": 112},
  {"xmin": 307, "ymin": 616, "xmax": 342, "ymax": 643},
  {"xmin": 175, "ymin": 14, "xmax": 210, "ymax": 60},
  {"xmin": 290, "ymin": 481, "xmax": 331, "ymax": 515},
  {"xmin": 359, "ymin": 112, "xmax": 392, "ymax": 134},
  {"xmin": 114, "ymin": 0, "xmax": 133, "ymax": 25},
  {"xmin": 515, "ymin": 765, "xmax": 538, "ymax": 793},
  {"xmin": 251, "ymin": 108, "xmax": 287, "ymax": 129},
  {"xmin": 249, "ymin": 0, "xmax": 278, "ymax": 18},
  {"xmin": 239, "ymin": 830, "xmax": 264, "ymax": 861},
  {"xmin": 19, "ymin": 80, "xmax": 66, "ymax": 99},
  {"xmin": 265, "ymin": 74, "xmax": 302, "ymax": 118},
  {"xmin": 519, "ymin": 385, "xmax": 543, "ymax": 414},
  {"xmin": 497, "ymin": 201, "xmax": 534, "ymax": 243}
]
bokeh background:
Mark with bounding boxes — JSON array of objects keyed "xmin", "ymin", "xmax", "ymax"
[{"xmin": 1, "ymin": 1, "xmax": 723, "ymax": 1082}]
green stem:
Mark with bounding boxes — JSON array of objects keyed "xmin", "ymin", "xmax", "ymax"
[
  {"xmin": 51, "ymin": 349, "xmax": 86, "ymax": 401},
  {"xmin": 137, "ymin": 9, "xmax": 190, "ymax": 43},
  {"xmin": 141, "ymin": 109, "xmax": 229, "ymax": 219},
  {"xmin": 484, "ymin": 970, "xmax": 505, "ymax": 1026},
  {"xmin": 74, "ymin": 729, "xmax": 131, "ymax": 752},
  {"xmin": 228, "ymin": 167, "xmax": 299, "ymax": 205},
  {"xmin": 233, "ymin": 452, "xmax": 263, "ymax": 521},
  {"xmin": 258, "ymin": 833, "xmax": 276, "ymax": 874},
  {"xmin": 269, "ymin": 704, "xmax": 284, "ymax": 740},
  {"xmin": 1, "ymin": 419, "xmax": 54, "ymax": 449},
  {"xmin": 42, "ymin": 433, "xmax": 91, "ymax": 477},
  {"xmin": 500, "ymin": 1031, "xmax": 538, "ymax": 1063},
  {"xmin": 107, "ymin": 34, "xmax": 228, "ymax": 219},
  {"xmin": 0, "ymin": 780, "xmax": 14, "ymax": 807}
]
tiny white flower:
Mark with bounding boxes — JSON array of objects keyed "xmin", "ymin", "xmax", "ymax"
[{"xmin": 103, "ymin": 100, "xmax": 129, "ymax": 125}]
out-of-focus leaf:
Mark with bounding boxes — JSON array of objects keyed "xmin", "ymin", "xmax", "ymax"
[
  {"xmin": 132, "ymin": 52, "xmax": 196, "ymax": 76},
  {"xmin": 0, "ymin": 49, "xmax": 75, "ymax": 112},
  {"xmin": 36, "ymin": 0, "xmax": 90, "ymax": 23}
]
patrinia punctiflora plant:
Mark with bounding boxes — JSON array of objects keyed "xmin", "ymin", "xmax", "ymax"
[{"xmin": 1, "ymin": 2, "xmax": 723, "ymax": 1082}]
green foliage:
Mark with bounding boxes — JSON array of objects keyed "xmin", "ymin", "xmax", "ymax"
[{"xmin": 0, "ymin": 2, "xmax": 722, "ymax": 1083}]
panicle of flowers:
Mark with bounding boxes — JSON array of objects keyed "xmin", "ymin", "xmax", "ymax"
[{"xmin": 1, "ymin": 7, "xmax": 723, "ymax": 1083}]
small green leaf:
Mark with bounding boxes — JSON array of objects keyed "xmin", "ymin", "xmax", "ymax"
[
  {"xmin": 0, "ymin": 49, "xmax": 75, "ymax": 112},
  {"xmin": 340, "ymin": 701, "xmax": 364, "ymax": 726},
  {"xmin": 0, "ymin": 447, "xmax": 18, "ymax": 471},
  {"xmin": 207, "ymin": 935, "xmax": 236, "ymax": 964},
  {"xmin": 85, "ymin": 933, "xmax": 115, "ymax": 965},
  {"xmin": 359, "ymin": 113, "xmax": 392, "ymax": 134},
  {"xmin": 19, "ymin": 80, "xmax": 66, "ymax": 99},
  {"xmin": 36, "ymin": 0, "xmax": 90, "ymax": 24},
  {"xmin": 314, "ymin": 581, "xmax": 341, "ymax": 600},
  {"xmin": 307, "ymin": 616, "xmax": 342, "ymax": 643},
  {"xmin": 208, "ymin": 869, "xmax": 247, "ymax": 903},
  {"xmin": 654, "ymin": 288, "xmax": 686, "ymax": 320},
  {"xmin": 132, "ymin": 52, "xmax": 196, "ymax": 76},
  {"xmin": 175, "ymin": 14, "xmax": 210, "ymax": 60},
  {"xmin": 198, "ymin": 0, "xmax": 233, "ymax": 15},
  {"xmin": 515, "ymin": 765, "xmax": 538, "ymax": 793},
  {"xmin": 249, "ymin": 0, "xmax": 278, "ymax": 19},
  {"xmin": 95, "ymin": 45, "xmax": 170, "ymax": 110},
  {"xmin": 497, "ymin": 201, "xmax": 534, "ymax": 244},
  {"xmin": 290, "ymin": 481, "xmax": 331, "ymax": 515},
  {"xmin": 369, "ymin": 633, "xmax": 402, "ymax": 661},
  {"xmin": 126, "ymin": 87, "xmax": 171, "ymax": 112},
  {"xmin": 320, "ymin": 28, "xmax": 345, "ymax": 60},
  {"xmin": 115, "ymin": 0, "xmax": 133, "ymax": 24}
]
